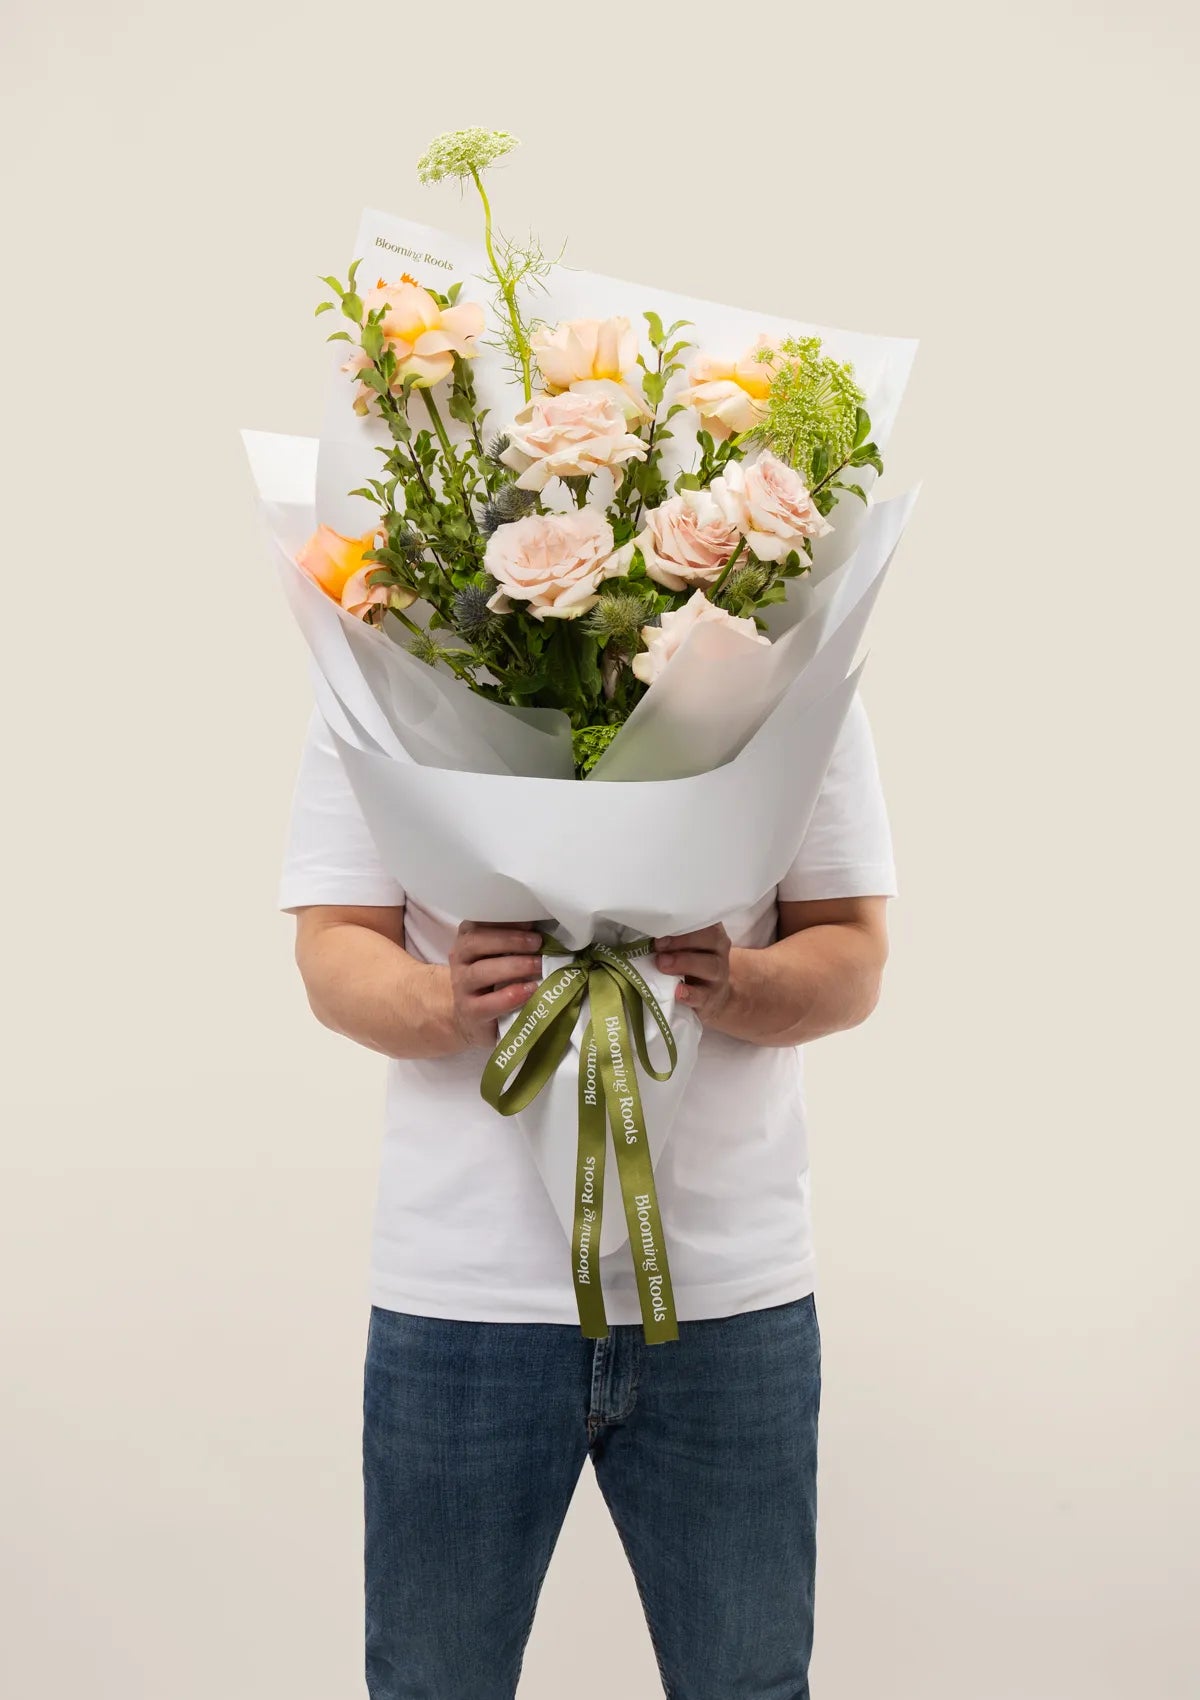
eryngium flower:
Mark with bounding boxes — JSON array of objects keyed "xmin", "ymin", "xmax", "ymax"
[
  {"xmin": 480, "ymin": 481, "xmax": 537, "ymax": 536},
  {"xmin": 452, "ymin": 582, "xmax": 501, "ymax": 641},
  {"xmin": 719, "ymin": 562, "xmax": 771, "ymax": 610},
  {"xmin": 583, "ymin": 589, "xmax": 656, "ymax": 646},
  {"xmin": 417, "ymin": 128, "xmax": 519, "ymax": 184}
]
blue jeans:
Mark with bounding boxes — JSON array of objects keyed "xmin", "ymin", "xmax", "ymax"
[{"xmin": 363, "ymin": 1295, "xmax": 821, "ymax": 1699}]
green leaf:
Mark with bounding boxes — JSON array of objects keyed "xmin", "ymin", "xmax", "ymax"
[
  {"xmin": 360, "ymin": 321, "xmax": 384, "ymax": 361},
  {"xmin": 319, "ymin": 274, "xmax": 345, "ymax": 298},
  {"xmin": 849, "ymin": 442, "xmax": 883, "ymax": 475},
  {"xmin": 347, "ymin": 258, "xmax": 361, "ymax": 291},
  {"xmin": 325, "ymin": 330, "xmax": 353, "ymax": 343},
  {"xmin": 341, "ymin": 292, "xmax": 363, "ymax": 324},
  {"xmin": 853, "ymin": 405, "xmax": 872, "ymax": 448},
  {"xmin": 643, "ymin": 310, "xmax": 665, "ymax": 347},
  {"xmin": 314, "ymin": 300, "xmax": 334, "ymax": 316}
]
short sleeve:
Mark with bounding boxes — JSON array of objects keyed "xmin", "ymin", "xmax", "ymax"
[
  {"xmin": 776, "ymin": 694, "xmax": 897, "ymax": 902},
  {"xmin": 277, "ymin": 709, "xmax": 406, "ymax": 912}
]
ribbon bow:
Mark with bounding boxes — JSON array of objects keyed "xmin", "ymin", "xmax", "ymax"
[{"xmin": 480, "ymin": 936, "xmax": 679, "ymax": 1344}]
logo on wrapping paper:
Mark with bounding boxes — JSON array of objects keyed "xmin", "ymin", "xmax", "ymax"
[{"xmin": 373, "ymin": 235, "xmax": 454, "ymax": 272}]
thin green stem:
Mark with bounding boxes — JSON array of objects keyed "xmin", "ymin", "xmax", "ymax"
[
  {"xmin": 470, "ymin": 165, "xmax": 532, "ymax": 402},
  {"xmin": 392, "ymin": 609, "xmax": 478, "ymax": 681},
  {"xmin": 419, "ymin": 387, "xmax": 458, "ymax": 475},
  {"xmin": 709, "ymin": 536, "xmax": 747, "ymax": 601}
]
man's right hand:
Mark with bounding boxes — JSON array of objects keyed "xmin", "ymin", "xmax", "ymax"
[{"xmin": 448, "ymin": 922, "xmax": 544, "ymax": 1050}]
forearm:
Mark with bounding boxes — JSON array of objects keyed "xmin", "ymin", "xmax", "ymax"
[
  {"xmin": 297, "ymin": 918, "xmax": 465, "ymax": 1061},
  {"xmin": 704, "ymin": 920, "xmax": 887, "ymax": 1047}
]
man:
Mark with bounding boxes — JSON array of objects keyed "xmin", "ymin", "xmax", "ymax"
[{"xmin": 281, "ymin": 692, "xmax": 895, "ymax": 1700}]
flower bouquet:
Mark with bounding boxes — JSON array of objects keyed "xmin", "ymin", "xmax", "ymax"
[{"xmin": 244, "ymin": 128, "xmax": 918, "ymax": 1342}]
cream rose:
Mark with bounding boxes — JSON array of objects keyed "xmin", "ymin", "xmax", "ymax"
[
  {"xmin": 710, "ymin": 450, "xmax": 832, "ymax": 562},
  {"xmin": 484, "ymin": 509, "xmax": 633, "ymax": 621},
  {"xmin": 530, "ymin": 316, "xmax": 649, "ymax": 419},
  {"xmin": 500, "ymin": 391, "xmax": 648, "ymax": 492},
  {"xmin": 342, "ymin": 278, "xmax": 485, "ymax": 408},
  {"xmin": 632, "ymin": 590, "xmax": 769, "ymax": 685},
  {"xmin": 676, "ymin": 334, "xmax": 781, "ymax": 438},
  {"xmin": 636, "ymin": 489, "xmax": 741, "ymax": 592}
]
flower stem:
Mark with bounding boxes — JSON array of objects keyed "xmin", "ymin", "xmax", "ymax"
[
  {"xmin": 709, "ymin": 536, "xmax": 747, "ymax": 601},
  {"xmin": 470, "ymin": 164, "xmax": 532, "ymax": 402},
  {"xmin": 419, "ymin": 387, "xmax": 457, "ymax": 472}
]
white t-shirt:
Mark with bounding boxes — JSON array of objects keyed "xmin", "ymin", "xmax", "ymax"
[{"xmin": 279, "ymin": 698, "xmax": 896, "ymax": 1325}]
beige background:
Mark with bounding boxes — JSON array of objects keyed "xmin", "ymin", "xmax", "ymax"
[{"xmin": 3, "ymin": 0, "xmax": 1197, "ymax": 1694}]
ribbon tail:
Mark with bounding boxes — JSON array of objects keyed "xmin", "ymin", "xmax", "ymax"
[
  {"xmin": 590, "ymin": 970, "xmax": 679, "ymax": 1345},
  {"xmin": 571, "ymin": 1020, "xmax": 609, "ymax": 1339}
]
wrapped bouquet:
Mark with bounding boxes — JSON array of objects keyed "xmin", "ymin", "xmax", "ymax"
[{"xmin": 245, "ymin": 127, "xmax": 918, "ymax": 1343}]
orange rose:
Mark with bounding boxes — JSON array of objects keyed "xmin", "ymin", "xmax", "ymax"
[{"xmin": 296, "ymin": 525, "xmax": 415, "ymax": 619}]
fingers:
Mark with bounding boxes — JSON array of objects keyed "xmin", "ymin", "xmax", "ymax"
[
  {"xmin": 654, "ymin": 923, "xmax": 728, "ymax": 956},
  {"xmin": 654, "ymin": 948, "xmax": 725, "ymax": 982},
  {"xmin": 469, "ymin": 979, "xmax": 543, "ymax": 1021},
  {"xmin": 460, "ymin": 953, "xmax": 543, "ymax": 993},
  {"xmin": 455, "ymin": 922, "xmax": 542, "ymax": 965}
]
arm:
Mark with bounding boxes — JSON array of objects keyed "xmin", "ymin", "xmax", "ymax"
[
  {"xmin": 654, "ymin": 895, "xmax": 889, "ymax": 1048},
  {"xmin": 293, "ymin": 907, "xmax": 545, "ymax": 1060}
]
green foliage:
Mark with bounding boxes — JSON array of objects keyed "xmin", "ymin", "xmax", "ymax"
[
  {"xmin": 572, "ymin": 722, "xmax": 622, "ymax": 778},
  {"xmin": 752, "ymin": 338, "xmax": 884, "ymax": 522}
]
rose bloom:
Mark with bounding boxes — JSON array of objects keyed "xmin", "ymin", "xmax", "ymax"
[
  {"xmin": 530, "ymin": 316, "xmax": 649, "ymax": 419},
  {"xmin": 711, "ymin": 450, "xmax": 832, "ymax": 562},
  {"xmin": 676, "ymin": 334, "xmax": 780, "ymax": 438},
  {"xmin": 485, "ymin": 509, "xmax": 632, "ymax": 621},
  {"xmin": 500, "ymin": 390, "xmax": 647, "ymax": 492},
  {"xmin": 636, "ymin": 489, "xmax": 741, "ymax": 592},
  {"xmin": 632, "ymin": 590, "xmax": 769, "ymax": 685},
  {"xmin": 343, "ymin": 278, "xmax": 484, "ymax": 409},
  {"xmin": 296, "ymin": 525, "xmax": 416, "ymax": 619}
]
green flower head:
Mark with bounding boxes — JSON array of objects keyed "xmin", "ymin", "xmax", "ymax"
[
  {"xmin": 417, "ymin": 128, "xmax": 519, "ymax": 184},
  {"xmin": 757, "ymin": 336, "xmax": 865, "ymax": 484}
]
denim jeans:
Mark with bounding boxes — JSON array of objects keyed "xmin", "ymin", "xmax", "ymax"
[{"xmin": 363, "ymin": 1294, "xmax": 821, "ymax": 1699}]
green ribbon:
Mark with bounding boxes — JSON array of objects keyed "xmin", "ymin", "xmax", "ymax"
[{"xmin": 480, "ymin": 936, "xmax": 679, "ymax": 1345}]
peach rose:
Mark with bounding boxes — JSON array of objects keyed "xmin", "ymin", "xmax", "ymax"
[
  {"xmin": 632, "ymin": 590, "xmax": 769, "ymax": 685},
  {"xmin": 636, "ymin": 489, "xmax": 741, "ymax": 592},
  {"xmin": 296, "ymin": 525, "xmax": 416, "ymax": 619},
  {"xmin": 530, "ymin": 316, "xmax": 649, "ymax": 419},
  {"xmin": 710, "ymin": 450, "xmax": 832, "ymax": 562},
  {"xmin": 342, "ymin": 279, "xmax": 485, "ymax": 409},
  {"xmin": 676, "ymin": 334, "xmax": 781, "ymax": 438},
  {"xmin": 500, "ymin": 390, "xmax": 648, "ymax": 492},
  {"xmin": 484, "ymin": 509, "xmax": 633, "ymax": 621}
]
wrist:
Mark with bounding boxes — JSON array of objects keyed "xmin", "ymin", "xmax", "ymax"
[{"xmin": 411, "ymin": 963, "xmax": 475, "ymax": 1058}]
